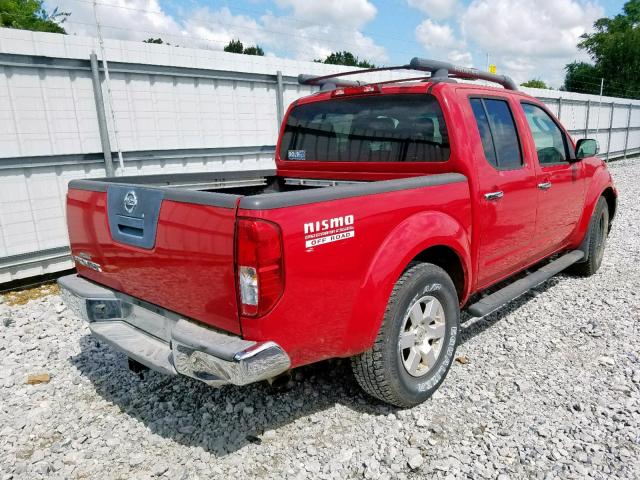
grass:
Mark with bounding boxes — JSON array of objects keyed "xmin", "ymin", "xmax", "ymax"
[{"xmin": 2, "ymin": 282, "xmax": 60, "ymax": 306}]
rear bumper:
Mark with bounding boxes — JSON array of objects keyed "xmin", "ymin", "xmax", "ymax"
[{"xmin": 58, "ymin": 274, "xmax": 290, "ymax": 387}]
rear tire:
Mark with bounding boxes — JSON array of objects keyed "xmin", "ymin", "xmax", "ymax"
[
  {"xmin": 351, "ymin": 263, "xmax": 460, "ymax": 408},
  {"xmin": 570, "ymin": 196, "xmax": 609, "ymax": 277}
]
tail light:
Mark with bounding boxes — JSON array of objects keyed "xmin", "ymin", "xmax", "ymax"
[
  {"xmin": 236, "ymin": 218, "xmax": 284, "ymax": 317},
  {"xmin": 332, "ymin": 84, "xmax": 380, "ymax": 97}
]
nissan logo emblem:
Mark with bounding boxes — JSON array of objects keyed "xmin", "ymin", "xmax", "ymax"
[{"xmin": 123, "ymin": 191, "xmax": 138, "ymax": 214}]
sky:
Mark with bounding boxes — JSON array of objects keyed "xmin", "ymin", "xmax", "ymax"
[{"xmin": 45, "ymin": 0, "xmax": 627, "ymax": 87}]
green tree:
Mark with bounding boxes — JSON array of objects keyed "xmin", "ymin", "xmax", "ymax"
[
  {"xmin": 563, "ymin": 62, "xmax": 602, "ymax": 95},
  {"xmin": 520, "ymin": 78, "xmax": 549, "ymax": 89},
  {"xmin": 143, "ymin": 38, "xmax": 165, "ymax": 44},
  {"xmin": 224, "ymin": 38, "xmax": 244, "ymax": 54},
  {"xmin": 0, "ymin": 0, "xmax": 69, "ymax": 33},
  {"xmin": 564, "ymin": 0, "xmax": 640, "ymax": 98},
  {"xmin": 242, "ymin": 45, "xmax": 264, "ymax": 56},
  {"xmin": 315, "ymin": 51, "xmax": 376, "ymax": 68},
  {"xmin": 223, "ymin": 38, "xmax": 264, "ymax": 56}
]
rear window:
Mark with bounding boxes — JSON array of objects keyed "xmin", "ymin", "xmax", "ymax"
[
  {"xmin": 469, "ymin": 98, "xmax": 523, "ymax": 170},
  {"xmin": 279, "ymin": 94, "xmax": 450, "ymax": 162}
]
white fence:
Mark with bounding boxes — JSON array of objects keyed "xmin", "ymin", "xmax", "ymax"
[{"xmin": 1, "ymin": 28, "xmax": 639, "ymax": 283}]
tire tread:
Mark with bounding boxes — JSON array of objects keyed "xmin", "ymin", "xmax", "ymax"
[
  {"xmin": 571, "ymin": 196, "xmax": 608, "ymax": 277},
  {"xmin": 351, "ymin": 263, "xmax": 446, "ymax": 408}
]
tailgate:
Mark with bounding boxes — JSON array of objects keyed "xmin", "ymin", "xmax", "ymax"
[{"xmin": 66, "ymin": 180, "xmax": 241, "ymax": 334}]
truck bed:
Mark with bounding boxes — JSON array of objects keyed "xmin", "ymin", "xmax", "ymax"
[
  {"xmin": 67, "ymin": 169, "xmax": 468, "ymax": 351},
  {"xmin": 77, "ymin": 169, "xmax": 348, "ymax": 196}
]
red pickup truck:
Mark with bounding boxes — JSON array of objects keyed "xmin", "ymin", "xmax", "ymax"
[{"xmin": 59, "ymin": 58, "xmax": 617, "ymax": 407}]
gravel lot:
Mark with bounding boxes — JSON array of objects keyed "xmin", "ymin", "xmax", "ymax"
[{"xmin": 1, "ymin": 159, "xmax": 639, "ymax": 480}]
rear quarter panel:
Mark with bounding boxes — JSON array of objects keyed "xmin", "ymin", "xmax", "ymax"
[{"xmin": 239, "ymin": 179, "xmax": 471, "ymax": 367}]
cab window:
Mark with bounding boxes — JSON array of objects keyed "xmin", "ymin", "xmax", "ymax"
[
  {"xmin": 522, "ymin": 103, "xmax": 569, "ymax": 165},
  {"xmin": 279, "ymin": 94, "xmax": 450, "ymax": 162},
  {"xmin": 470, "ymin": 98, "xmax": 523, "ymax": 170}
]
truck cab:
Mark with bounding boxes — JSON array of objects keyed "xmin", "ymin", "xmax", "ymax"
[{"xmin": 59, "ymin": 58, "xmax": 616, "ymax": 407}]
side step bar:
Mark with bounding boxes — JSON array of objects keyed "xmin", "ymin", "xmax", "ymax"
[{"xmin": 467, "ymin": 250, "xmax": 584, "ymax": 318}]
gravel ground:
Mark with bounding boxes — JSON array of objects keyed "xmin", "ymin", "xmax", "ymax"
[{"xmin": 1, "ymin": 159, "xmax": 639, "ymax": 480}]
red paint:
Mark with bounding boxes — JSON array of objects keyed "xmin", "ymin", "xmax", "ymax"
[
  {"xmin": 66, "ymin": 80, "xmax": 617, "ymax": 368},
  {"xmin": 238, "ymin": 181, "xmax": 472, "ymax": 365},
  {"xmin": 66, "ymin": 192, "xmax": 241, "ymax": 334}
]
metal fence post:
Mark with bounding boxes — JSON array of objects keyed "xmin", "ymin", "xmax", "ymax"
[
  {"xmin": 606, "ymin": 102, "xmax": 614, "ymax": 161},
  {"xmin": 275, "ymin": 70, "xmax": 284, "ymax": 132},
  {"xmin": 557, "ymin": 97, "xmax": 563, "ymax": 120},
  {"xmin": 623, "ymin": 103, "xmax": 632, "ymax": 159},
  {"xmin": 584, "ymin": 100, "xmax": 591, "ymax": 138},
  {"xmin": 89, "ymin": 52, "xmax": 115, "ymax": 177}
]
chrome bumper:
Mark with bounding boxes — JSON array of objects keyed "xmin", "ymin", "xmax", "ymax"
[{"xmin": 58, "ymin": 274, "xmax": 290, "ymax": 387}]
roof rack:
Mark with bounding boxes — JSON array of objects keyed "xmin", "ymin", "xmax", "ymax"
[{"xmin": 298, "ymin": 57, "xmax": 518, "ymax": 92}]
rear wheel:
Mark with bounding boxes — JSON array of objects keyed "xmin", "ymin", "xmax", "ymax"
[
  {"xmin": 351, "ymin": 263, "xmax": 460, "ymax": 408},
  {"xmin": 570, "ymin": 196, "xmax": 609, "ymax": 277}
]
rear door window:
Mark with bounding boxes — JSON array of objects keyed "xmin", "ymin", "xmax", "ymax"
[
  {"xmin": 470, "ymin": 98, "xmax": 523, "ymax": 170},
  {"xmin": 470, "ymin": 98, "xmax": 498, "ymax": 168},
  {"xmin": 279, "ymin": 94, "xmax": 450, "ymax": 162}
]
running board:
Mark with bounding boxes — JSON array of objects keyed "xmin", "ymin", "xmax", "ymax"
[{"xmin": 466, "ymin": 250, "xmax": 584, "ymax": 318}]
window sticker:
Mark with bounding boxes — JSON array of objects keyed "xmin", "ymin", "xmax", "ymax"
[{"xmin": 288, "ymin": 150, "xmax": 306, "ymax": 160}]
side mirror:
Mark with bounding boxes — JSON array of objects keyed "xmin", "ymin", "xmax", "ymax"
[{"xmin": 575, "ymin": 139, "xmax": 599, "ymax": 159}]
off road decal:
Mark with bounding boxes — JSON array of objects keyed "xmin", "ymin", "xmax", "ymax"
[{"xmin": 304, "ymin": 214, "xmax": 355, "ymax": 248}]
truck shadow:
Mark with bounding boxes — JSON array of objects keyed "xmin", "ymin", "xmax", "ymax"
[
  {"xmin": 70, "ymin": 336, "xmax": 395, "ymax": 457},
  {"xmin": 69, "ymin": 276, "xmax": 560, "ymax": 457}
]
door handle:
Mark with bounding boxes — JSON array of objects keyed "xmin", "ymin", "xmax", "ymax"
[
  {"xmin": 538, "ymin": 181, "xmax": 552, "ymax": 190},
  {"xmin": 484, "ymin": 191, "xmax": 504, "ymax": 200}
]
